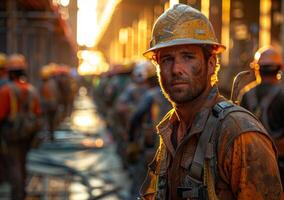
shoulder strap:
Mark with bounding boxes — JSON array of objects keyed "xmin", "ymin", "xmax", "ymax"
[{"xmin": 189, "ymin": 101, "xmax": 234, "ymax": 181}]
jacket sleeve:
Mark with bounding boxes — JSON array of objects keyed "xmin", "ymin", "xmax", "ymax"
[{"xmin": 219, "ymin": 131, "xmax": 283, "ymax": 200}]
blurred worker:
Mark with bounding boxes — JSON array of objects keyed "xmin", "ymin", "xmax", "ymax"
[
  {"xmin": 54, "ymin": 64, "xmax": 73, "ymax": 120},
  {"xmin": 115, "ymin": 61, "xmax": 149, "ymax": 128},
  {"xmin": 114, "ymin": 61, "xmax": 149, "ymax": 169},
  {"xmin": 127, "ymin": 61, "xmax": 171, "ymax": 157},
  {"xmin": 126, "ymin": 61, "xmax": 171, "ymax": 198},
  {"xmin": 240, "ymin": 46, "xmax": 284, "ymax": 186},
  {"xmin": 39, "ymin": 63, "xmax": 60, "ymax": 141},
  {"xmin": 0, "ymin": 52, "xmax": 8, "ymax": 183},
  {"xmin": 139, "ymin": 4, "xmax": 282, "ymax": 200},
  {"xmin": 104, "ymin": 63, "xmax": 134, "ymax": 139},
  {"xmin": 93, "ymin": 71, "xmax": 113, "ymax": 118},
  {"xmin": 0, "ymin": 54, "xmax": 41, "ymax": 200}
]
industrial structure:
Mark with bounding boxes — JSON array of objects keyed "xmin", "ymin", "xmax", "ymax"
[
  {"xmin": 0, "ymin": 0, "xmax": 77, "ymax": 85},
  {"xmin": 95, "ymin": 0, "xmax": 284, "ymax": 95}
]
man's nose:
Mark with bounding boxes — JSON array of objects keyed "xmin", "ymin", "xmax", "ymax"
[{"xmin": 172, "ymin": 57, "xmax": 183, "ymax": 75}]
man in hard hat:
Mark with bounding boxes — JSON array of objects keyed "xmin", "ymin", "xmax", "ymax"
[
  {"xmin": 39, "ymin": 63, "xmax": 60, "ymax": 141},
  {"xmin": 0, "ymin": 54, "xmax": 41, "ymax": 200},
  {"xmin": 139, "ymin": 4, "xmax": 282, "ymax": 200},
  {"xmin": 125, "ymin": 61, "xmax": 171, "ymax": 199},
  {"xmin": 241, "ymin": 46, "xmax": 284, "ymax": 187}
]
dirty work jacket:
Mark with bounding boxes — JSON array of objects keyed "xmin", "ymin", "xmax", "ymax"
[
  {"xmin": 0, "ymin": 80, "xmax": 41, "ymax": 121},
  {"xmin": 140, "ymin": 90, "xmax": 282, "ymax": 200}
]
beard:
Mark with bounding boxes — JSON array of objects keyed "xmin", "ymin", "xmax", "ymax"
[{"xmin": 158, "ymin": 74, "xmax": 207, "ymax": 104}]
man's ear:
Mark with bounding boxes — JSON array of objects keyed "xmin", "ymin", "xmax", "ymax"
[{"xmin": 208, "ymin": 55, "xmax": 217, "ymax": 74}]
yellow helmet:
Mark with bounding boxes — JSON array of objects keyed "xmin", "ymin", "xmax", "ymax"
[
  {"xmin": 143, "ymin": 4, "xmax": 226, "ymax": 59},
  {"xmin": 6, "ymin": 54, "xmax": 27, "ymax": 71},
  {"xmin": 0, "ymin": 53, "xmax": 7, "ymax": 69}
]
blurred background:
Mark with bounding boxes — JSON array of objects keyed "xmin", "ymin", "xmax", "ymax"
[
  {"xmin": 0, "ymin": 0, "xmax": 283, "ymax": 199},
  {"xmin": 1, "ymin": 0, "xmax": 283, "ymax": 94}
]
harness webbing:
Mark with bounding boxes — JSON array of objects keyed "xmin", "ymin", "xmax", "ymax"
[{"xmin": 189, "ymin": 101, "xmax": 234, "ymax": 182}]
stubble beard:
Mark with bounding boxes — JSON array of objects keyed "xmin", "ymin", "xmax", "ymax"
[{"xmin": 158, "ymin": 75, "xmax": 207, "ymax": 104}]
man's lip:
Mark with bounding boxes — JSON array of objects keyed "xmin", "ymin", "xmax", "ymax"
[{"xmin": 171, "ymin": 81, "xmax": 188, "ymax": 86}]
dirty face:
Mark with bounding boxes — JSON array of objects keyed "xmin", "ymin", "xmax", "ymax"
[{"xmin": 156, "ymin": 45, "xmax": 209, "ymax": 104}]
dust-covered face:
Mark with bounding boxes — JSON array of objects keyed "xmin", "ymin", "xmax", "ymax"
[{"xmin": 156, "ymin": 45, "xmax": 209, "ymax": 104}]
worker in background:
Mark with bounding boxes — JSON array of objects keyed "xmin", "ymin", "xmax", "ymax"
[
  {"xmin": 240, "ymin": 46, "xmax": 284, "ymax": 188},
  {"xmin": 0, "ymin": 54, "xmax": 41, "ymax": 200},
  {"xmin": 126, "ymin": 60, "xmax": 171, "ymax": 199},
  {"xmin": 39, "ymin": 63, "xmax": 60, "ymax": 141}
]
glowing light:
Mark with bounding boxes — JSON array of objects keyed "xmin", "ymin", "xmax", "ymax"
[
  {"xmin": 170, "ymin": 0, "xmax": 179, "ymax": 8},
  {"xmin": 94, "ymin": 138, "xmax": 104, "ymax": 148},
  {"xmin": 254, "ymin": 52, "xmax": 261, "ymax": 61},
  {"xmin": 77, "ymin": 0, "xmax": 121, "ymax": 47},
  {"xmin": 77, "ymin": 62, "xmax": 96, "ymax": 76},
  {"xmin": 80, "ymin": 138, "xmax": 104, "ymax": 148},
  {"xmin": 221, "ymin": 0, "xmax": 230, "ymax": 66},
  {"xmin": 93, "ymin": 0, "xmax": 122, "ymax": 47},
  {"xmin": 73, "ymin": 114, "xmax": 95, "ymax": 127},
  {"xmin": 277, "ymin": 71, "xmax": 282, "ymax": 80},
  {"xmin": 77, "ymin": 50, "xmax": 110, "ymax": 76},
  {"xmin": 201, "ymin": 0, "xmax": 210, "ymax": 18},
  {"xmin": 77, "ymin": 0, "xmax": 98, "ymax": 47},
  {"xmin": 259, "ymin": 0, "xmax": 271, "ymax": 47},
  {"xmin": 60, "ymin": 0, "xmax": 69, "ymax": 7},
  {"xmin": 119, "ymin": 28, "xmax": 128, "ymax": 44}
]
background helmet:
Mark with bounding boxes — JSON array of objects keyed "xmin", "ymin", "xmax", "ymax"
[
  {"xmin": 143, "ymin": 3, "xmax": 226, "ymax": 59},
  {"xmin": 132, "ymin": 61, "xmax": 156, "ymax": 82},
  {"xmin": 6, "ymin": 54, "xmax": 27, "ymax": 71},
  {"xmin": 251, "ymin": 46, "xmax": 283, "ymax": 74}
]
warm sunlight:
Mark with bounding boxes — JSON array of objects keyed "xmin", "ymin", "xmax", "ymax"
[
  {"xmin": 201, "ymin": 0, "xmax": 210, "ymax": 18},
  {"xmin": 77, "ymin": 0, "xmax": 121, "ymax": 48},
  {"xmin": 259, "ymin": 0, "xmax": 271, "ymax": 47},
  {"xmin": 77, "ymin": 50, "xmax": 109, "ymax": 75},
  {"xmin": 77, "ymin": 0, "xmax": 98, "ymax": 47},
  {"xmin": 221, "ymin": 0, "xmax": 230, "ymax": 66}
]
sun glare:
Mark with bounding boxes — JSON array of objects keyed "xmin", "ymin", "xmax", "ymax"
[
  {"xmin": 77, "ymin": 0, "xmax": 121, "ymax": 48},
  {"xmin": 77, "ymin": 50, "xmax": 109, "ymax": 76},
  {"xmin": 77, "ymin": 0, "xmax": 98, "ymax": 47}
]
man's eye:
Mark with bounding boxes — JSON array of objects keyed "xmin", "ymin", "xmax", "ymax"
[
  {"xmin": 161, "ymin": 57, "xmax": 173, "ymax": 65},
  {"xmin": 183, "ymin": 54, "xmax": 193, "ymax": 60}
]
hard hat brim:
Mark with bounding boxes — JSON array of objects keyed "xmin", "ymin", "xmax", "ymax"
[{"xmin": 143, "ymin": 38, "xmax": 226, "ymax": 60}]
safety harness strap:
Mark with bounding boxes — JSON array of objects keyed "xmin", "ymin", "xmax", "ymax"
[{"xmin": 188, "ymin": 111, "xmax": 219, "ymax": 180}]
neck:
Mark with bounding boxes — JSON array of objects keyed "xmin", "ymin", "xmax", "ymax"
[{"xmin": 174, "ymin": 85, "xmax": 214, "ymax": 127}]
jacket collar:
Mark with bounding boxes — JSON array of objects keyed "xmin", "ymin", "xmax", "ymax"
[{"xmin": 156, "ymin": 86, "xmax": 221, "ymax": 156}]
